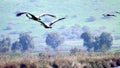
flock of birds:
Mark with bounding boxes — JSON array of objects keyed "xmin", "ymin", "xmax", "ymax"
[
  {"xmin": 16, "ymin": 11, "xmax": 120, "ymax": 29},
  {"xmin": 16, "ymin": 12, "xmax": 66, "ymax": 29}
]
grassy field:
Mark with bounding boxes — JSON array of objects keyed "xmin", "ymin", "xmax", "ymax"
[{"xmin": 0, "ymin": 51, "xmax": 120, "ymax": 68}]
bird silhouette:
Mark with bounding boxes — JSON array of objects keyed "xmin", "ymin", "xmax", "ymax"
[
  {"xmin": 103, "ymin": 14, "xmax": 116, "ymax": 17},
  {"xmin": 16, "ymin": 12, "xmax": 65, "ymax": 29},
  {"xmin": 115, "ymin": 11, "xmax": 120, "ymax": 14},
  {"xmin": 16, "ymin": 12, "xmax": 56, "ymax": 21}
]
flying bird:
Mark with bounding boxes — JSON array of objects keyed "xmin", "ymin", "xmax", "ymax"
[
  {"xmin": 16, "ymin": 12, "xmax": 66, "ymax": 29},
  {"xmin": 103, "ymin": 14, "xmax": 116, "ymax": 17},
  {"xmin": 38, "ymin": 17, "xmax": 66, "ymax": 28},
  {"xmin": 115, "ymin": 11, "xmax": 120, "ymax": 14},
  {"xmin": 16, "ymin": 12, "xmax": 56, "ymax": 21}
]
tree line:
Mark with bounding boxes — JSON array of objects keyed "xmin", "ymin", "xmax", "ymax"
[
  {"xmin": 0, "ymin": 31, "xmax": 113, "ymax": 53},
  {"xmin": 81, "ymin": 31, "xmax": 113, "ymax": 52},
  {"xmin": 0, "ymin": 33, "xmax": 34, "ymax": 53},
  {"xmin": 45, "ymin": 31, "xmax": 113, "ymax": 52}
]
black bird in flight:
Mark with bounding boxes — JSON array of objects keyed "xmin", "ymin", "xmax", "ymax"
[
  {"xmin": 16, "ymin": 12, "xmax": 66, "ymax": 28},
  {"xmin": 103, "ymin": 14, "xmax": 116, "ymax": 17},
  {"xmin": 115, "ymin": 11, "xmax": 120, "ymax": 14}
]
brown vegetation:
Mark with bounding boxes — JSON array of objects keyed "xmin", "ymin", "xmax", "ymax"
[{"xmin": 0, "ymin": 52, "xmax": 120, "ymax": 68}]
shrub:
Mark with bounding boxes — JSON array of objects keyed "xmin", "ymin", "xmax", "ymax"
[
  {"xmin": 19, "ymin": 33, "xmax": 34, "ymax": 52},
  {"xmin": 0, "ymin": 37, "xmax": 11, "ymax": 53},
  {"xmin": 46, "ymin": 32, "xmax": 64, "ymax": 50},
  {"xmin": 11, "ymin": 41, "xmax": 22, "ymax": 52}
]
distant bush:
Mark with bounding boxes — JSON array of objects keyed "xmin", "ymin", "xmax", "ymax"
[
  {"xmin": 94, "ymin": 32, "xmax": 113, "ymax": 52},
  {"xmin": 0, "ymin": 37, "xmax": 11, "ymax": 53},
  {"xmin": 46, "ymin": 32, "xmax": 64, "ymax": 50},
  {"xmin": 11, "ymin": 41, "xmax": 22, "ymax": 52},
  {"xmin": 0, "ymin": 33, "xmax": 34, "ymax": 53},
  {"xmin": 19, "ymin": 33, "xmax": 34, "ymax": 52},
  {"xmin": 11, "ymin": 33, "xmax": 34, "ymax": 52},
  {"xmin": 81, "ymin": 31, "xmax": 94, "ymax": 51},
  {"xmin": 81, "ymin": 31, "xmax": 113, "ymax": 52}
]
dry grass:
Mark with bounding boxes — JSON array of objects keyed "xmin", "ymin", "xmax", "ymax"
[{"xmin": 0, "ymin": 52, "xmax": 120, "ymax": 68}]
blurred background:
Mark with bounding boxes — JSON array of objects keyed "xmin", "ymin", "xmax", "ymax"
[{"xmin": 0, "ymin": 0, "xmax": 120, "ymax": 52}]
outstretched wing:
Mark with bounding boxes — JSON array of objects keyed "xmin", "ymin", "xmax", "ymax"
[
  {"xmin": 16, "ymin": 12, "xmax": 39, "ymax": 21},
  {"xmin": 39, "ymin": 13, "xmax": 56, "ymax": 18},
  {"xmin": 49, "ymin": 17, "xmax": 66, "ymax": 26},
  {"xmin": 16, "ymin": 12, "xmax": 27, "ymax": 16}
]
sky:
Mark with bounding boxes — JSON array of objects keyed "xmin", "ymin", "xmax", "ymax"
[{"xmin": 0, "ymin": 0, "xmax": 120, "ymax": 45}]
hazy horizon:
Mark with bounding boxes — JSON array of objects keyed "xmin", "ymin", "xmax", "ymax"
[{"xmin": 0, "ymin": 0, "xmax": 120, "ymax": 50}]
